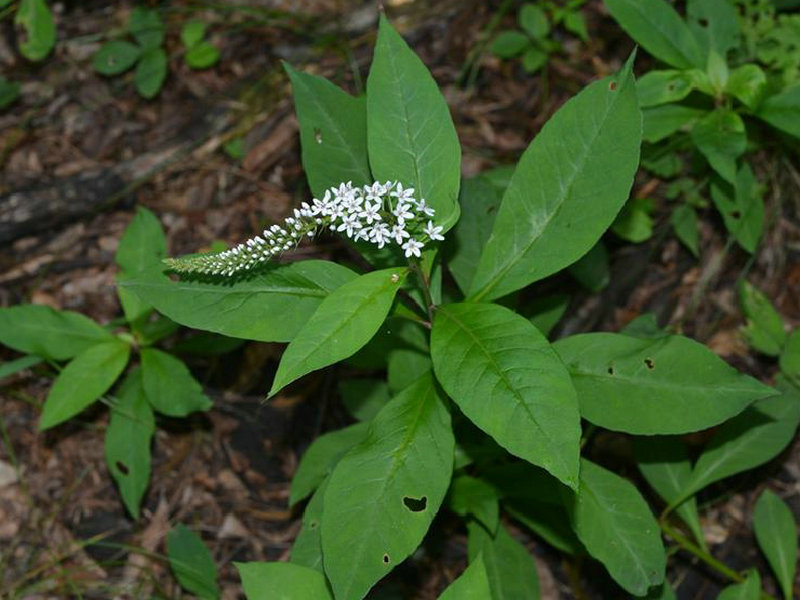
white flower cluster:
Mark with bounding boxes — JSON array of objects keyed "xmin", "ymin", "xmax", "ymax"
[{"xmin": 164, "ymin": 181, "xmax": 444, "ymax": 276}]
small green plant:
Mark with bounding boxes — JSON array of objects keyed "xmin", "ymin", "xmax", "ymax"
[
  {"xmin": 490, "ymin": 1, "xmax": 588, "ymax": 73},
  {"xmin": 181, "ymin": 21, "xmax": 220, "ymax": 70},
  {"xmin": 0, "ymin": 208, "xmax": 214, "ymax": 518},
  {"xmin": 3, "ymin": 0, "xmax": 56, "ymax": 62},
  {"xmin": 605, "ymin": 0, "xmax": 800, "ymax": 257},
  {"xmin": 119, "ymin": 16, "xmax": 799, "ymax": 599}
]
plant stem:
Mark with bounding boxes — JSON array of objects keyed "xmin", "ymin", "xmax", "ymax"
[
  {"xmin": 411, "ymin": 260, "xmax": 435, "ymax": 323},
  {"xmin": 660, "ymin": 521, "xmax": 776, "ymax": 600}
]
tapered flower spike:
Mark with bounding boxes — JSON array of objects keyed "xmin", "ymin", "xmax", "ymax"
[{"xmin": 163, "ymin": 181, "xmax": 444, "ymax": 276}]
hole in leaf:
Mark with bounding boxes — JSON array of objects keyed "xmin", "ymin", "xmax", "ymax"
[
  {"xmin": 667, "ymin": 84, "xmax": 675, "ymax": 92},
  {"xmin": 403, "ymin": 496, "xmax": 427, "ymax": 512},
  {"xmin": 607, "ymin": 366, "xmax": 614, "ymax": 375},
  {"xmin": 609, "ymin": 81, "xmax": 618, "ymax": 91},
  {"xmin": 116, "ymin": 461, "xmax": 129, "ymax": 475},
  {"xmin": 730, "ymin": 210, "xmax": 742, "ymax": 219},
  {"xmin": 644, "ymin": 358, "xmax": 655, "ymax": 370},
  {"xmin": 698, "ymin": 17, "xmax": 709, "ymax": 27},
  {"xmin": 308, "ymin": 520, "xmax": 318, "ymax": 530},
  {"xmin": 382, "ymin": 553, "xmax": 390, "ymax": 564}
]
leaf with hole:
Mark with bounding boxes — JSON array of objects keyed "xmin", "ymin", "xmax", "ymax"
[
  {"xmin": 432, "ymin": 303, "xmax": 581, "ymax": 488},
  {"xmin": 367, "ymin": 16, "xmax": 461, "ymax": 232},
  {"xmin": 291, "ymin": 479, "xmax": 327, "ymax": 573},
  {"xmin": 167, "ymin": 524, "xmax": 220, "ymax": 600},
  {"xmin": 322, "ymin": 373, "xmax": 454, "ymax": 600},
  {"xmin": 636, "ymin": 70, "xmax": 695, "ymax": 108},
  {"xmin": 554, "ymin": 332, "xmax": 775, "ymax": 434},
  {"xmin": 269, "ymin": 268, "xmax": 406, "ymax": 397},
  {"xmin": 710, "ymin": 165, "xmax": 763, "ymax": 253},
  {"xmin": 686, "ymin": 0, "xmax": 740, "ymax": 59},
  {"xmin": 104, "ymin": 369, "xmax": 154, "ymax": 519},
  {"xmin": 39, "ymin": 339, "xmax": 131, "ymax": 430},
  {"xmin": 754, "ymin": 490, "xmax": 797, "ymax": 600},
  {"xmin": 565, "ymin": 459, "xmax": 666, "ymax": 596},
  {"xmin": 468, "ymin": 54, "xmax": 640, "ymax": 301}
]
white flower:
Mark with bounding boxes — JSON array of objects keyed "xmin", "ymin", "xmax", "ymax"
[
  {"xmin": 391, "ymin": 182, "xmax": 415, "ymax": 202},
  {"xmin": 390, "ymin": 223, "xmax": 410, "ymax": 244},
  {"xmin": 402, "ymin": 238, "xmax": 424, "ymax": 258},
  {"xmin": 415, "ymin": 198, "xmax": 435, "ymax": 217},
  {"xmin": 336, "ymin": 214, "xmax": 362, "ymax": 238},
  {"xmin": 423, "ymin": 221, "xmax": 444, "ymax": 241},
  {"xmin": 369, "ymin": 223, "xmax": 391, "ymax": 248},
  {"xmin": 360, "ymin": 200, "xmax": 382, "ymax": 224},
  {"xmin": 393, "ymin": 202, "xmax": 415, "ymax": 224}
]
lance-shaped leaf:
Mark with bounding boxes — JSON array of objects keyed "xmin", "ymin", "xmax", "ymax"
[
  {"xmin": 141, "ymin": 348, "xmax": 212, "ymax": 417},
  {"xmin": 322, "ymin": 373, "xmax": 454, "ymax": 600},
  {"xmin": 431, "ymin": 303, "xmax": 581, "ymax": 488},
  {"xmin": 40, "ymin": 340, "xmax": 131, "ymax": 430},
  {"xmin": 105, "ymin": 369, "xmax": 154, "ymax": 519},
  {"xmin": 286, "ymin": 64, "xmax": 371, "ymax": 198},
  {"xmin": 121, "ymin": 260, "xmax": 356, "ymax": 343},
  {"xmin": 710, "ymin": 165, "xmax": 763, "ymax": 254},
  {"xmin": 438, "ymin": 554, "xmax": 492, "ymax": 600},
  {"xmin": 604, "ymin": 0, "xmax": 704, "ymax": 69},
  {"xmin": 367, "ymin": 16, "xmax": 461, "ymax": 232},
  {"xmin": 236, "ymin": 562, "xmax": 333, "ymax": 600},
  {"xmin": 565, "ymin": 459, "xmax": 666, "ymax": 596},
  {"xmin": 269, "ymin": 268, "xmax": 406, "ymax": 397},
  {"xmin": 634, "ymin": 436, "xmax": 706, "ymax": 549},
  {"xmin": 717, "ymin": 570, "xmax": 761, "ymax": 600},
  {"xmin": 756, "ymin": 84, "xmax": 800, "ymax": 140},
  {"xmin": 672, "ymin": 379, "xmax": 800, "ymax": 508},
  {"xmin": 554, "ymin": 332, "xmax": 775, "ymax": 434},
  {"xmin": 467, "ymin": 522, "xmax": 541, "ymax": 600},
  {"xmin": 167, "ymin": 524, "xmax": 220, "ymax": 600},
  {"xmin": 754, "ymin": 490, "xmax": 797, "ymax": 600},
  {"xmin": 0, "ymin": 304, "xmax": 114, "ymax": 361},
  {"xmin": 739, "ymin": 280, "xmax": 786, "ymax": 356},
  {"xmin": 289, "ymin": 422, "xmax": 369, "ymax": 506},
  {"xmin": 468, "ymin": 55, "xmax": 641, "ymax": 302},
  {"xmin": 780, "ymin": 330, "xmax": 800, "ymax": 387},
  {"xmin": 291, "ymin": 479, "xmax": 327, "ymax": 573}
]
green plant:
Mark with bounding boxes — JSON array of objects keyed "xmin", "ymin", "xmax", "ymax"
[
  {"xmin": 605, "ymin": 0, "xmax": 800, "ymax": 257},
  {"xmin": 0, "ymin": 76, "xmax": 21, "ymax": 110},
  {"xmin": 181, "ymin": 21, "xmax": 220, "ymax": 69},
  {"xmin": 118, "ymin": 15, "xmax": 800, "ymax": 599},
  {"xmin": 4, "ymin": 0, "xmax": 56, "ymax": 62},
  {"xmin": 0, "ymin": 207, "xmax": 215, "ymax": 518},
  {"xmin": 490, "ymin": 1, "xmax": 588, "ymax": 73},
  {"xmin": 167, "ymin": 524, "xmax": 220, "ymax": 599}
]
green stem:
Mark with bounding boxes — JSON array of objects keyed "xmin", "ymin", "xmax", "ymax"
[{"xmin": 411, "ymin": 260, "xmax": 435, "ymax": 323}]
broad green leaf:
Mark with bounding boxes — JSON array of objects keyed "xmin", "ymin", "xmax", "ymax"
[
  {"xmin": 467, "ymin": 522, "xmax": 540, "ymax": 600},
  {"xmin": 290, "ymin": 479, "xmax": 327, "ymax": 573},
  {"xmin": 367, "ymin": 16, "xmax": 461, "ymax": 232},
  {"xmin": 717, "ymin": 570, "xmax": 761, "ymax": 600},
  {"xmin": 553, "ymin": 332, "xmax": 775, "ymax": 434},
  {"xmin": 490, "ymin": 31, "xmax": 530, "ymax": 58},
  {"xmin": 673, "ymin": 377, "xmax": 800, "ymax": 507},
  {"xmin": 468, "ymin": 56, "xmax": 640, "ymax": 301},
  {"xmin": 387, "ymin": 343, "xmax": 431, "ymax": 394},
  {"xmin": 756, "ymin": 85, "xmax": 800, "ymax": 139},
  {"xmin": 431, "ymin": 303, "xmax": 581, "ymax": 488},
  {"xmin": 186, "ymin": 42, "xmax": 220, "ymax": 69},
  {"xmin": 687, "ymin": 0, "xmax": 740, "ymax": 59},
  {"xmin": 140, "ymin": 348, "xmax": 212, "ymax": 417},
  {"xmin": 565, "ymin": 459, "xmax": 666, "ymax": 596},
  {"xmin": 726, "ymin": 65, "xmax": 766, "ymax": 109},
  {"xmin": 289, "ymin": 422, "xmax": 368, "ymax": 506},
  {"xmin": 523, "ymin": 294, "xmax": 569, "ymax": 338},
  {"xmin": 505, "ymin": 498, "xmax": 584, "ymax": 554},
  {"xmin": 438, "ymin": 554, "xmax": 492, "ymax": 600},
  {"xmin": 167, "ymin": 524, "xmax": 220, "ymax": 600},
  {"xmin": 181, "ymin": 21, "xmax": 206, "ymax": 48},
  {"xmin": 269, "ymin": 268, "xmax": 406, "ymax": 397},
  {"xmin": 739, "ymin": 280, "xmax": 785, "ymax": 356},
  {"xmin": 604, "ymin": 0, "xmax": 704, "ymax": 69},
  {"xmin": 338, "ymin": 378, "xmax": 390, "ymax": 422},
  {"xmin": 519, "ymin": 4, "xmax": 550, "ymax": 39},
  {"xmin": 670, "ymin": 204, "xmax": 699, "ymax": 257},
  {"xmin": 642, "ymin": 105, "xmax": 706, "ymax": 143},
  {"xmin": 448, "ymin": 475, "xmax": 500, "ymax": 533},
  {"xmin": 0, "ymin": 304, "xmax": 113, "ymax": 361},
  {"xmin": 15, "ymin": 0, "xmax": 56, "ymax": 61},
  {"xmin": 779, "ymin": 330, "xmax": 800, "ymax": 386},
  {"xmin": 634, "ymin": 436, "xmax": 706, "ymax": 550},
  {"xmin": 121, "ymin": 261, "xmax": 356, "ymax": 343},
  {"xmin": 285, "ymin": 65, "xmax": 371, "ymax": 198},
  {"xmin": 92, "ymin": 41, "xmax": 141, "ymax": 75},
  {"xmin": 129, "ymin": 7, "xmax": 164, "ymax": 49},
  {"xmin": 445, "ymin": 175, "xmax": 502, "ymax": 295},
  {"xmin": 0, "ymin": 76, "xmax": 20, "ymax": 109},
  {"xmin": 236, "ymin": 562, "xmax": 332, "ymax": 600},
  {"xmin": 637, "ymin": 70, "xmax": 694, "ymax": 108},
  {"xmin": 0, "ymin": 355, "xmax": 42, "ymax": 383},
  {"xmin": 691, "ymin": 109, "xmax": 746, "ymax": 184},
  {"xmin": 753, "ymin": 490, "xmax": 797, "ymax": 600},
  {"xmin": 105, "ymin": 369, "xmax": 154, "ymax": 519},
  {"xmin": 613, "ymin": 197, "xmax": 654, "ymax": 243},
  {"xmin": 135, "ymin": 48, "xmax": 167, "ymax": 99},
  {"xmin": 710, "ymin": 165, "xmax": 763, "ymax": 253},
  {"xmin": 568, "ymin": 241, "xmax": 610, "ymax": 292},
  {"xmin": 705, "ymin": 52, "xmax": 728, "ymax": 94},
  {"xmin": 322, "ymin": 373, "xmax": 454, "ymax": 600},
  {"xmin": 40, "ymin": 340, "xmax": 130, "ymax": 430}
]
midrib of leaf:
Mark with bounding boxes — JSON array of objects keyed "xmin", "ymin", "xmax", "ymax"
[
  {"xmin": 762, "ymin": 507, "xmax": 791, "ymax": 588},
  {"xmin": 385, "ymin": 47, "xmax": 424, "ymax": 198},
  {"xmin": 472, "ymin": 82, "xmax": 623, "ymax": 301},
  {"xmin": 439, "ymin": 308, "xmax": 568, "ymax": 476},
  {"xmin": 298, "ymin": 76, "xmax": 371, "ymax": 184}
]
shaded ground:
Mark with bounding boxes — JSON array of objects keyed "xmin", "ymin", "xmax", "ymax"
[{"xmin": 1, "ymin": 1, "xmax": 799, "ymax": 598}]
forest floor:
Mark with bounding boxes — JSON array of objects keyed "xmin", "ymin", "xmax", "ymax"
[{"xmin": 1, "ymin": 1, "xmax": 799, "ymax": 598}]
